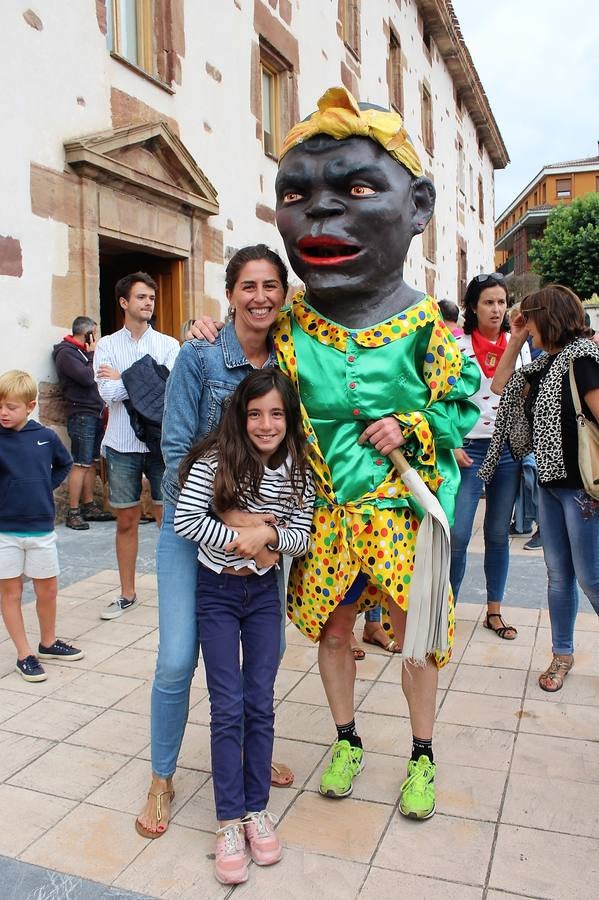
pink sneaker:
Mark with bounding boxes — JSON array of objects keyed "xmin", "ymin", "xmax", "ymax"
[
  {"xmin": 214, "ymin": 822, "xmax": 248, "ymax": 885},
  {"xmin": 243, "ymin": 810, "xmax": 282, "ymax": 866}
]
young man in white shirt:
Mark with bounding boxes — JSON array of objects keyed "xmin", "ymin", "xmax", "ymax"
[{"xmin": 94, "ymin": 272, "xmax": 179, "ymax": 620}]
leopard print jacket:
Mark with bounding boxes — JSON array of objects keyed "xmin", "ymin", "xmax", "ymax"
[{"xmin": 479, "ymin": 338, "xmax": 599, "ymax": 484}]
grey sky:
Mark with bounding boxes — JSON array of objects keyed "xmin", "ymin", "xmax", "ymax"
[{"xmin": 451, "ymin": 0, "xmax": 599, "ymax": 218}]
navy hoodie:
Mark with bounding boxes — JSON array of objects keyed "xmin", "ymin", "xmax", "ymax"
[{"xmin": 0, "ymin": 420, "xmax": 72, "ymax": 532}]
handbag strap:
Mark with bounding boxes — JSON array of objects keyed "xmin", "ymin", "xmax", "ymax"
[{"xmin": 568, "ymin": 360, "xmax": 583, "ymax": 417}]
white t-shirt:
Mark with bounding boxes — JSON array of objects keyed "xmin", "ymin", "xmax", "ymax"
[{"xmin": 455, "ymin": 332, "xmax": 531, "ymax": 439}]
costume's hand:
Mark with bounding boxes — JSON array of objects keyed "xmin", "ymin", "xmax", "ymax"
[
  {"xmin": 220, "ymin": 509, "xmax": 277, "ymax": 528},
  {"xmin": 454, "ymin": 448, "xmax": 474, "ymax": 468},
  {"xmin": 225, "ymin": 524, "xmax": 278, "ymax": 558},
  {"xmin": 254, "ymin": 546, "xmax": 280, "ymax": 568},
  {"xmin": 358, "ymin": 417, "xmax": 405, "ymax": 456},
  {"xmin": 97, "ymin": 364, "xmax": 120, "ymax": 380},
  {"xmin": 188, "ymin": 317, "xmax": 224, "ymax": 342}
]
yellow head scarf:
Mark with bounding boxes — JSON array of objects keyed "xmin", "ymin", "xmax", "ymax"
[{"xmin": 279, "ymin": 86, "xmax": 423, "ymax": 177}]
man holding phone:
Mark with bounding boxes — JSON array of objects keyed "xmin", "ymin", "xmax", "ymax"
[{"xmin": 53, "ymin": 316, "xmax": 114, "ymax": 530}]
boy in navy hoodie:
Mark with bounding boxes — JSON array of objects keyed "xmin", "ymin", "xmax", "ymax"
[{"xmin": 0, "ymin": 370, "xmax": 84, "ymax": 681}]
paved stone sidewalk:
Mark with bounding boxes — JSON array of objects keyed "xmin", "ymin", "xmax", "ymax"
[{"xmin": 2, "ymin": 556, "xmax": 599, "ymax": 898}]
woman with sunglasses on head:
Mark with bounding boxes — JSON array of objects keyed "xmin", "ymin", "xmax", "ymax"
[
  {"xmin": 481, "ymin": 285, "xmax": 599, "ymax": 691},
  {"xmin": 450, "ymin": 273, "xmax": 530, "ymax": 639}
]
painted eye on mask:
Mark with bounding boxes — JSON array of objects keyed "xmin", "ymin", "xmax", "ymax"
[
  {"xmin": 282, "ymin": 191, "xmax": 303, "ymax": 203},
  {"xmin": 350, "ymin": 185, "xmax": 376, "ymax": 197}
]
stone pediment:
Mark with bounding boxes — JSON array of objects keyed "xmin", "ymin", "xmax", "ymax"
[{"xmin": 64, "ymin": 122, "xmax": 219, "ymax": 216}]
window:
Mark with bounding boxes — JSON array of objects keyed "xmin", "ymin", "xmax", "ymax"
[
  {"xmin": 259, "ymin": 42, "xmax": 294, "ymax": 160},
  {"xmin": 423, "ymin": 215, "xmax": 437, "ymax": 263},
  {"xmin": 555, "ymin": 177, "xmax": 572, "ymax": 198},
  {"xmin": 469, "ymin": 164, "xmax": 474, "ymax": 205},
  {"xmin": 341, "ymin": 0, "xmax": 361, "ymax": 59},
  {"xmin": 261, "ymin": 63, "xmax": 278, "ymax": 157},
  {"xmin": 458, "ymin": 245, "xmax": 468, "ymax": 300},
  {"xmin": 457, "ymin": 136, "xmax": 465, "ymax": 194},
  {"xmin": 421, "ymin": 84, "xmax": 433, "ymax": 155},
  {"xmin": 389, "ymin": 30, "xmax": 403, "ymax": 113},
  {"xmin": 422, "ymin": 22, "xmax": 432, "ymax": 56},
  {"xmin": 596, "ymin": 175, "xmax": 599, "ymax": 193},
  {"xmin": 107, "ymin": 0, "xmax": 154, "ymax": 74},
  {"xmin": 478, "ymin": 176, "xmax": 485, "ymax": 223}
]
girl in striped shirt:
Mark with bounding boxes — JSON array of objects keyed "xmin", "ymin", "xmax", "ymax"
[{"xmin": 174, "ymin": 368, "xmax": 314, "ymax": 886}]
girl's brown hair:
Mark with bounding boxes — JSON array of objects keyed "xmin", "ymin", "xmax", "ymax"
[
  {"xmin": 179, "ymin": 368, "xmax": 310, "ymax": 511},
  {"xmin": 520, "ymin": 284, "xmax": 591, "ymax": 350}
]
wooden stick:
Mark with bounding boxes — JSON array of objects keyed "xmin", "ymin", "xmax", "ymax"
[{"xmin": 388, "ymin": 446, "xmax": 411, "ymax": 474}]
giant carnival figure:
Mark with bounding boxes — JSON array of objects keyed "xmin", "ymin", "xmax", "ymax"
[{"xmin": 198, "ymin": 87, "xmax": 480, "ymax": 819}]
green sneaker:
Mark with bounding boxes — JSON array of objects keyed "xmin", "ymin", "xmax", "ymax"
[
  {"xmin": 399, "ymin": 755, "xmax": 436, "ymax": 819},
  {"xmin": 319, "ymin": 740, "xmax": 364, "ymax": 798}
]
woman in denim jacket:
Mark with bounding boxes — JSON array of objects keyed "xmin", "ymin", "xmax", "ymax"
[{"xmin": 136, "ymin": 245, "xmax": 290, "ymax": 838}]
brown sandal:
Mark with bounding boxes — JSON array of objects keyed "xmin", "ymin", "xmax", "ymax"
[
  {"xmin": 350, "ymin": 631, "xmax": 366, "ymax": 661},
  {"xmin": 538, "ymin": 655, "xmax": 574, "ymax": 692},
  {"xmin": 484, "ymin": 613, "xmax": 518, "ymax": 640},
  {"xmin": 135, "ymin": 781, "xmax": 175, "ymax": 839},
  {"xmin": 362, "ymin": 625, "xmax": 402, "ymax": 653},
  {"xmin": 271, "ymin": 761, "xmax": 294, "ymax": 787}
]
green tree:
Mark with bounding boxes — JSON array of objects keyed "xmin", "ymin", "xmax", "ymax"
[{"xmin": 529, "ymin": 192, "xmax": 599, "ymax": 299}]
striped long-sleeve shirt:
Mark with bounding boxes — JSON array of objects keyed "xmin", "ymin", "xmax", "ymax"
[
  {"xmin": 174, "ymin": 454, "xmax": 315, "ymax": 574},
  {"xmin": 94, "ymin": 326, "xmax": 180, "ymax": 454}
]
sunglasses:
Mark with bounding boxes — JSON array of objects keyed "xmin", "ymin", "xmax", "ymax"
[
  {"xmin": 521, "ymin": 306, "xmax": 544, "ymax": 323},
  {"xmin": 473, "ymin": 272, "xmax": 506, "ymax": 285}
]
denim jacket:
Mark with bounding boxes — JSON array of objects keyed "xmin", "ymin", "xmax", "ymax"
[{"xmin": 161, "ymin": 322, "xmax": 277, "ymax": 505}]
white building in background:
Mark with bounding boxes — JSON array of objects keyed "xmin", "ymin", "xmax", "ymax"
[{"xmin": 0, "ymin": 0, "xmax": 507, "ymax": 414}]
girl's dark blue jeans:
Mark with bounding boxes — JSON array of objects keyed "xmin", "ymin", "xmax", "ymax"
[{"xmin": 196, "ymin": 564, "xmax": 281, "ymax": 821}]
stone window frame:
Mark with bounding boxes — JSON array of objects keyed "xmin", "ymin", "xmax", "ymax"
[
  {"xmin": 341, "ymin": 0, "xmax": 361, "ymax": 61},
  {"xmin": 457, "ymin": 134, "xmax": 466, "ymax": 196},
  {"xmin": 478, "ymin": 175, "xmax": 485, "ymax": 223},
  {"xmin": 259, "ymin": 39, "xmax": 294, "ymax": 161},
  {"xmin": 423, "ymin": 213, "xmax": 437, "ymax": 264},
  {"xmin": 105, "ymin": 0, "xmax": 178, "ymax": 92},
  {"xmin": 388, "ymin": 25, "xmax": 403, "ymax": 115},
  {"xmin": 420, "ymin": 81, "xmax": 434, "ymax": 157}
]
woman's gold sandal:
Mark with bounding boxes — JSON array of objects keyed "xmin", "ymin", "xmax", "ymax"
[
  {"xmin": 538, "ymin": 655, "xmax": 574, "ymax": 692},
  {"xmin": 135, "ymin": 781, "xmax": 175, "ymax": 839}
]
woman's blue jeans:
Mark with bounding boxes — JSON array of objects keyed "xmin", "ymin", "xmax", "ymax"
[
  {"xmin": 538, "ymin": 486, "xmax": 599, "ymax": 655},
  {"xmin": 197, "ymin": 565, "xmax": 280, "ymax": 821},
  {"xmin": 450, "ymin": 438, "xmax": 521, "ymax": 603},
  {"xmin": 150, "ymin": 502, "xmax": 288, "ymax": 778}
]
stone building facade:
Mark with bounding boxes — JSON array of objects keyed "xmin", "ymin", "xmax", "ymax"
[{"xmin": 0, "ymin": 0, "xmax": 507, "ymax": 415}]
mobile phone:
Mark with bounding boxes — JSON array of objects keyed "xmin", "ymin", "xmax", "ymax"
[{"xmin": 85, "ymin": 331, "xmax": 94, "ymax": 345}]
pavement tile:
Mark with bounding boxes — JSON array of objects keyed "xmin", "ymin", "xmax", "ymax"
[
  {"xmin": 278, "ymin": 791, "xmax": 392, "ymax": 863},
  {"xmin": 273, "ymin": 701, "xmax": 340, "ymax": 745},
  {"xmin": 279, "ymin": 642, "xmax": 319, "ymax": 671},
  {"xmin": 65, "ymin": 708, "xmax": 150, "ymax": 755},
  {"xmin": 502, "ymin": 771, "xmax": 599, "ymax": 838},
  {"xmin": 437, "ymin": 763, "xmax": 507, "ymax": 822},
  {"xmin": 0, "ymin": 785, "xmax": 76, "ymax": 856},
  {"xmin": 379, "ymin": 657, "xmax": 457, "ymax": 689},
  {"xmin": 95, "ymin": 647, "xmax": 158, "ymax": 680},
  {"xmin": 433, "ymin": 723, "xmax": 515, "ymax": 771},
  {"xmin": 9, "ymin": 742, "xmax": 128, "ymax": 800},
  {"xmin": 0, "ymin": 730, "xmax": 53, "ymax": 781},
  {"xmin": 115, "ymin": 823, "xmax": 227, "ymax": 899},
  {"xmin": 539, "ymin": 609, "xmax": 598, "ymax": 631},
  {"xmin": 21, "ymin": 804, "xmax": 147, "ymax": 883},
  {"xmin": 460, "ymin": 640, "xmax": 533, "ymax": 669},
  {"xmin": 0, "ymin": 687, "xmax": 40, "ymax": 723},
  {"xmin": 359, "ymin": 680, "xmax": 445, "ymax": 716},
  {"xmin": 129, "ymin": 629, "xmax": 159, "ymax": 652},
  {"xmin": 136, "ymin": 721, "xmax": 212, "ymax": 773},
  {"xmin": 46, "ymin": 640, "xmax": 120, "ymax": 670},
  {"xmin": 360, "ymin": 867, "xmax": 483, "ymax": 899},
  {"xmin": 454, "ymin": 603, "xmax": 484, "ymax": 621},
  {"xmin": 351, "ymin": 650, "xmax": 392, "ymax": 680},
  {"xmin": 87, "ymin": 756, "xmax": 205, "ymax": 818},
  {"xmin": 273, "ymin": 666, "xmax": 306, "ymax": 700},
  {"xmin": 271, "ymin": 736, "xmax": 330, "ymax": 788},
  {"xmin": 120, "ymin": 603, "xmax": 159, "ymax": 627},
  {"xmin": 497, "ymin": 605, "xmax": 541, "ymax": 627},
  {"xmin": 489, "ymin": 824, "xmax": 599, "ymax": 898},
  {"xmin": 287, "ymin": 672, "xmax": 372, "ymax": 708},
  {"xmin": 437, "ymin": 690, "xmax": 521, "ymax": 731},
  {"xmin": 527, "ymin": 671, "xmax": 599, "ymax": 706},
  {"xmin": 356, "ymin": 711, "xmax": 413, "ymax": 755},
  {"xmin": 52, "ymin": 670, "xmax": 144, "ymax": 708},
  {"xmin": 374, "ymin": 813, "xmax": 495, "ymax": 885},
  {"xmin": 78, "ymin": 621, "xmax": 155, "ymax": 648},
  {"xmin": 1, "ymin": 697, "xmax": 100, "ymax": 740},
  {"xmin": 450, "ymin": 664, "xmax": 527, "ymax": 698},
  {"xmin": 0, "ymin": 663, "xmax": 84, "ymax": 696},
  {"xmin": 511, "ymin": 731, "xmax": 599, "ymax": 784},
  {"xmin": 233, "ymin": 847, "xmax": 368, "ymax": 899},
  {"xmin": 518, "ymin": 697, "xmax": 599, "ymax": 741},
  {"xmin": 57, "ymin": 578, "xmax": 116, "ymax": 600}
]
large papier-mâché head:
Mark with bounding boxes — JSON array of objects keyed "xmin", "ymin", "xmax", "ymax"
[{"xmin": 275, "ymin": 87, "xmax": 435, "ymax": 325}]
